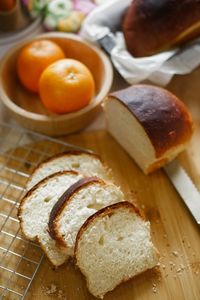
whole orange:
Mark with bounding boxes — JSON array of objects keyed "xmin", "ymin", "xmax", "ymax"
[
  {"xmin": 39, "ymin": 59, "xmax": 95, "ymax": 114},
  {"xmin": 17, "ymin": 39, "xmax": 65, "ymax": 92}
]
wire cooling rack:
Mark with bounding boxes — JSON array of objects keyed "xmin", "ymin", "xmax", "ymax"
[{"xmin": 0, "ymin": 122, "xmax": 85, "ymax": 300}]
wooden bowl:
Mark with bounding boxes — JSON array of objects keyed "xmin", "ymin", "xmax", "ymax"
[{"xmin": 0, "ymin": 32, "xmax": 113, "ymax": 136}]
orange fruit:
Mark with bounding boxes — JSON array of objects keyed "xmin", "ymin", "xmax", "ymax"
[
  {"xmin": 39, "ymin": 59, "xmax": 95, "ymax": 114},
  {"xmin": 17, "ymin": 39, "xmax": 65, "ymax": 92}
]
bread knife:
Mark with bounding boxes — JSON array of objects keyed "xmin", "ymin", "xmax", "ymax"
[
  {"xmin": 97, "ymin": 35, "xmax": 200, "ymax": 225},
  {"xmin": 164, "ymin": 160, "xmax": 200, "ymax": 225},
  {"xmin": 97, "ymin": 32, "xmax": 117, "ymax": 55}
]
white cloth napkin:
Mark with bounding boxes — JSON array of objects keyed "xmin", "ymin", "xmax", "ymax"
[{"xmin": 81, "ymin": 0, "xmax": 200, "ymax": 86}]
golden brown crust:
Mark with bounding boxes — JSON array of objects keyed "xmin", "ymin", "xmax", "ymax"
[
  {"xmin": 18, "ymin": 170, "xmax": 80, "ymax": 240},
  {"xmin": 27, "ymin": 150, "xmax": 102, "ymax": 188},
  {"xmin": 74, "ymin": 201, "xmax": 142, "ymax": 257},
  {"xmin": 145, "ymin": 157, "xmax": 169, "ymax": 174},
  {"xmin": 48, "ymin": 177, "xmax": 106, "ymax": 244},
  {"xmin": 123, "ymin": 0, "xmax": 200, "ymax": 57},
  {"xmin": 109, "ymin": 84, "xmax": 194, "ymax": 158}
]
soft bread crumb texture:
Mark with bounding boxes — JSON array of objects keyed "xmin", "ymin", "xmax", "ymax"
[
  {"xmin": 76, "ymin": 204, "xmax": 159, "ymax": 298},
  {"xmin": 27, "ymin": 152, "xmax": 112, "ymax": 190},
  {"xmin": 19, "ymin": 172, "xmax": 83, "ymax": 266},
  {"xmin": 55, "ymin": 182, "xmax": 124, "ymax": 254}
]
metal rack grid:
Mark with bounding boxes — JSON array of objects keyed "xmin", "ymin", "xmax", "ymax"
[{"xmin": 0, "ymin": 122, "xmax": 85, "ymax": 300}]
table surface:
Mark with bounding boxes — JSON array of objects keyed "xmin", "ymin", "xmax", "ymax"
[
  {"xmin": 26, "ymin": 107, "xmax": 200, "ymax": 300},
  {"xmin": 1, "ymin": 123, "xmax": 199, "ymax": 300},
  {"xmin": 29, "ymin": 67, "xmax": 200, "ymax": 300}
]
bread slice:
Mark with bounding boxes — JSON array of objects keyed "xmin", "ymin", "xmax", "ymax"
[
  {"xmin": 48, "ymin": 177, "xmax": 124, "ymax": 255},
  {"xmin": 104, "ymin": 85, "xmax": 193, "ymax": 174},
  {"xmin": 27, "ymin": 150, "xmax": 111, "ymax": 190},
  {"xmin": 18, "ymin": 171, "xmax": 84, "ymax": 266},
  {"xmin": 75, "ymin": 202, "xmax": 159, "ymax": 299}
]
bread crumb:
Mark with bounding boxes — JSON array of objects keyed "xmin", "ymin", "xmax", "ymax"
[
  {"xmin": 42, "ymin": 284, "xmax": 67, "ymax": 299},
  {"xmin": 162, "ymin": 264, "xmax": 166, "ymax": 269},
  {"xmin": 172, "ymin": 251, "xmax": 178, "ymax": 257},
  {"xmin": 151, "ymin": 282, "xmax": 158, "ymax": 294},
  {"xmin": 46, "ymin": 284, "xmax": 57, "ymax": 295},
  {"xmin": 180, "ymin": 264, "xmax": 185, "ymax": 271},
  {"xmin": 58, "ymin": 289, "xmax": 65, "ymax": 299},
  {"xmin": 152, "ymin": 287, "xmax": 157, "ymax": 293},
  {"xmin": 152, "ymin": 283, "xmax": 156, "ymax": 287}
]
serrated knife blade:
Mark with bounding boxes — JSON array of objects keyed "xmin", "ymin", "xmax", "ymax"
[{"xmin": 164, "ymin": 160, "xmax": 200, "ymax": 225}]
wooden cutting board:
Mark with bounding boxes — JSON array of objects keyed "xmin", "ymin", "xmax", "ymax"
[
  {"xmin": 23, "ymin": 127, "xmax": 199, "ymax": 299},
  {"xmin": 24, "ymin": 69, "xmax": 200, "ymax": 299},
  {"xmin": 1, "ymin": 68, "xmax": 200, "ymax": 300}
]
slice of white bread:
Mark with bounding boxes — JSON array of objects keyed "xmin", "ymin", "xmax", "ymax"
[
  {"xmin": 48, "ymin": 177, "xmax": 124, "ymax": 255},
  {"xmin": 75, "ymin": 202, "xmax": 159, "ymax": 299},
  {"xmin": 18, "ymin": 171, "xmax": 84, "ymax": 266},
  {"xmin": 104, "ymin": 85, "xmax": 194, "ymax": 174},
  {"xmin": 27, "ymin": 150, "xmax": 111, "ymax": 190}
]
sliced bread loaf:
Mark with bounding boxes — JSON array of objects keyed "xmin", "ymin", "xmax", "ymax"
[
  {"xmin": 27, "ymin": 150, "xmax": 112, "ymax": 190},
  {"xmin": 18, "ymin": 171, "xmax": 84, "ymax": 266},
  {"xmin": 48, "ymin": 177, "xmax": 124, "ymax": 255},
  {"xmin": 75, "ymin": 202, "xmax": 159, "ymax": 299},
  {"xmin": 104, "ymin": 85, "xmax": 193, "ymax": 174}
]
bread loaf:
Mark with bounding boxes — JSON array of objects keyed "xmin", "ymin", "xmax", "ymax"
[
  {"xmin": 75, "ymin": 202, "xmax": 159, "ymax": 298},
  {"xmin": 123, "ymin": 0, "xmax": 200, "ymax": 57},
  {"xmin": 48, "ymin": 177, "xmax": 124, "ymax": 255},
  {"xmin": 104, "ymin": 84, "xmax": 193, "ymax": 174},
  {"xmin": 18, "ymin": 171, "xmax": 84, "ymax": 266},
  {"xmin": 27, "ymin": 150, "xmax": 111, "ymax": 190}
]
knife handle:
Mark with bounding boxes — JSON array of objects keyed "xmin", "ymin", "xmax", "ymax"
[{"xmin": 98, "ymin": 33, "xmax": 116, "ymax": 55}]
